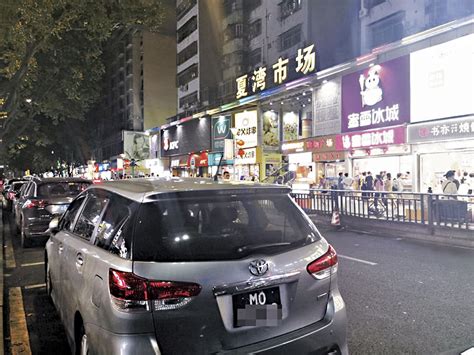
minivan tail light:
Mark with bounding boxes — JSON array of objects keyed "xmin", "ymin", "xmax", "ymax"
[
  {"xmin": 24, "ymin": 199, "xmax": 47, "ymax": 209},
  {"xmin": 307, "ymin": 245, "xmax": 338, "ymax": 280},
  {"xmin": 109, "ymin": 269, "xmax": 201, "ymax": 312}
]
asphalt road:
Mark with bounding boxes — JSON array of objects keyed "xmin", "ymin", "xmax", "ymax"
[{"xmin": 2, "ymin": 211, "xmax": 474, "ymax": 354}]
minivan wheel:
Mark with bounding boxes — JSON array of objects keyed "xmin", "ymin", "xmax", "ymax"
[{"xmin": 20, "ymin": 227, "xmax": 30, "ymax": 248}]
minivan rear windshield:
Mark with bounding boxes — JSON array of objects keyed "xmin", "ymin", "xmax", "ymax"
[
  {"xmin": 133, "ymin": 193, "xmax": 320, "ymax": 262},
  {"xmin": 38, "ymin": 182, "xmax": 90, "ymax": 198}
]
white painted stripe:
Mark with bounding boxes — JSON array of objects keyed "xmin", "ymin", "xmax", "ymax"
[
  {"xmin": 461, "ymin": 347, "xmax": 474, "ymax": 355},
  {"xmin": 338, "ymin": 254, "xmax": 378, "ymax": 266},
  {"xmin": 23, "ymin": 283, "xmax": 46, "ymax": 290},
  {"xmin": 21, "ymin": 261, "xmax": 45, "ymax": 267}
]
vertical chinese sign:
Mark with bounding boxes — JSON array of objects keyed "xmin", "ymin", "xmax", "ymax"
[{"xmin": 341, "ymin": 56, "xmax": 410, "ymax": 133}]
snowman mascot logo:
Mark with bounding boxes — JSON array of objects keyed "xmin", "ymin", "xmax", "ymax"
[{"xmin": 359, "ymin": 65, "xmax": 382, "ymax": 107}]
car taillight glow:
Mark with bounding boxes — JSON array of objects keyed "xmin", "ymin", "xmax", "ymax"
[
  {"xmin": 307, "ymin": 245, "xmax": 338, "ymax": 280},
  {"xmin": 109, "ymin": 269, "xmax": 201, "ymax": 312},
  {"xmin": 24, "ymin": 199, "xmax": 47, "ymax": 209}
]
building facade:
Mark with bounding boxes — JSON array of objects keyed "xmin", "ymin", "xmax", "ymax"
[
  {"xmin": 93, "ymin": 28, "xmax": 176, "ymax": 163},
  {"xmin": 176, "ymin": 0, "xmax": 224, "ymax": 115}
]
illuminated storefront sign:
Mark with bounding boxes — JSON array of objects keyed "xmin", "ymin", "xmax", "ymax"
[
  {"xmin": 313, "ymin": 151, "xmax": 345, "ymax": 162},
  {"xmin": 341, "ymin": 56, "xmax": 410, "ymax": 133},
  {"xmin": 188, "ymin": 152, "xmax": 208, "ymax": 168},
  {"xmin": 336, "ymin": 125, "xmax": 406, "ymax": 150},
  {"xmin": 407, "ymin": 116, "xmax": 474, "ymax": 143},
  {"xmin": 281, "ymin": 135, "xmax": 338, "ymax": 154},
  {"xmin": 161, "ymin": 117, "xmax": 211, "ymax": 157},
  {"xmin": 410, "ymin": 34, "xmax": 474, "ymax": 123},
  {"xmin": 234, "ymin": 148, "xmax": 257, "ymax": 165},
  {"xmin": 212, "ymin": 115, "xmax": 232, "ymax": 151},
  {"xmin": 234, "ymin": 111, "xmax": 258, "ymax": 148},
  {"xmin": 236, "ymin": 44, "xmax": 316, "ymax": 99}
]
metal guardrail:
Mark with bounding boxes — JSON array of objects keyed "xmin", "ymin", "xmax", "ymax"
[{"xmin": 291, "ymin": 189, "xmax": 474, "ymax": 231}]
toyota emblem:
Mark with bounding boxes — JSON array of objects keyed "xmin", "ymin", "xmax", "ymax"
[{"xmin": 249, "ymin": 259, "xmax": 268, "ymax": 276}]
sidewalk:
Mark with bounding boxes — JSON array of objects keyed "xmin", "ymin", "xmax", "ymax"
[
  {"xmin": 1, "ymin": 208, "xmax": 5, "ymax": 355},
  {"xmin": 310, "ymin": 213, "xmax": 474, "ymax": 249}
]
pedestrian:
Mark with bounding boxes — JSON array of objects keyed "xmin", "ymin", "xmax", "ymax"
[
  {"xmin": 384, "ymin": 172, "xmax": 393, "ymax": 206},
  {"xmin": 223, "ymin": 171, "xmax": 230, "ymax": 180},
  {"xmin": 441, "ymin": 170, "xmax": 458, "ymax": 198},
  {"xmin": 365, "ymin": 171, "xmax": 374, "ymax": 191},
  {"xmin": 374, "ymin": 174, "xmax": 384, "ymax": 209},
  {"xmin": 337, "ymin": 172, "xmax": 344, "ymax": 190},
  {"xmin": 343, "ymin": 173, "xmax": 353, "ymax": 190},
  {"xmin": 392, "ymin": 173, "xmax": 404, "ymax": 192}
]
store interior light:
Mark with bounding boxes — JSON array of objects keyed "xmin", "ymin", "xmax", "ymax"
[
  {"xmin": 296, "ymin": 97, "xmax": 300, "ymax": 100},
  {"xmin": 302, "ymin": 104, "xmax": 306, "ymax": 107},
  {"xmin": 281, "ymin": 101, "xmax": 284, "ymax": 104},
  {"xmin": 269, "ymin": 102, "xmax": 273, "ymax": 105},
  {"xmin": 369, "ymin": 63, "xmax": 375, "ymax": 67},
  {"xmin": 302, "ymin": 92, "xmax": 306, "ymax": 96},
  {"xmin": 308, "ymin": 98, "xmax": 311, "ymax": 102},
  {"xmin": 322, "ymin": 80, "xmax": 328, "ymax": 84}
]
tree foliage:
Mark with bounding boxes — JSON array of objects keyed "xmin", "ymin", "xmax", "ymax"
[{"xmin": 0, "ymin": 0, "xmax": 166, "ymax": 173}]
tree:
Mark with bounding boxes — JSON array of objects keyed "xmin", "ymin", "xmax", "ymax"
[{"xmin": 0, "ymin": 0, "xmax": 167, "ymax": 170}]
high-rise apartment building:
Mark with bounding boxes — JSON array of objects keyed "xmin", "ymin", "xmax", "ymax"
[
  {"xmin": 218, "ymin": 0, "xmax": 360, "ymax": 103},
  {"xmin": 359, "ymin": 0, "xmax": 474, "ymax": 54},
  {"xmin": 176, "ymin": 0, "xmax": 224, "ymax": 115},
  {"xmin": 93, "ymin": 28, "xmax": 176, "ymax": 162}
]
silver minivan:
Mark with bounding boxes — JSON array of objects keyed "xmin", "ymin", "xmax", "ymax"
[{"xmin": 45, "ymin": 178, "xmax": 347, "ymax": 354}]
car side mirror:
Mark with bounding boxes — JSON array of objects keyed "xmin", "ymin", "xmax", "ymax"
[{"xmin": 49, "ymin": 217, "xmax": 60, "ymax": 234}]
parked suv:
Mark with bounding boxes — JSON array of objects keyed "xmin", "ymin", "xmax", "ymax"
[
  {"xmin": 2, "ymin": 179, "xmax": 28, "ymax": 211},
  {"xmin": 17, "ymin": 177, "xmax": 91, "ymax": 247},
  {"xmin": 45, "ymin": 178, "xmax": 347, "ymax": 355}
]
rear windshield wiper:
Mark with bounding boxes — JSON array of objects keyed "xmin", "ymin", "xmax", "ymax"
[{"xmin": 236, "ymin": 242, "xmax": 292, "ymax": 253}]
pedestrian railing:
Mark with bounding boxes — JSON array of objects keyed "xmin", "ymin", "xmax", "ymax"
[{"xmin": 291, "ymin": 189, "xmax": 474, "ymax": 231}]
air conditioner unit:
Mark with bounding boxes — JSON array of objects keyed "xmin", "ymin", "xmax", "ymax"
[
  {"xmin": 179, "ymin": 84, "xmax": 189, "ymax": 92},
  {"xmin": 359, "ymin": 8, "xmax": 368, "ymax": 18}
]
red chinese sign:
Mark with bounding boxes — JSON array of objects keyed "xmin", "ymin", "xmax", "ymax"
[{"xmin": 187, "ymin": 152, "xmax": 208, "ymax": 168}]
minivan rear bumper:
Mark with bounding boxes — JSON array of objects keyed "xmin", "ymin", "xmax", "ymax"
[
  {"xmin": 86, "ymin": 323, "xmax": 161, "ymax": 355},
  {"xmin": 217, "ymin": 290, "xmax": 348, "ymax": 355}
]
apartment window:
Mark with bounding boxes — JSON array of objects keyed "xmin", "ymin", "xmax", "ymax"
[
  {"xmin": 249, "ymin": 19, "xmax": 262, "ymax": 39},
  {"xmin": 177, "ymin": 63, "xmax": 198, "ymax": 86},
  {"xmin": 224, "ymin": 23, "xmax": 244, "ymax": 42},
  {"xmin": 366, "ymin": 0, "xmax": 385, "ymax": 9},
  {"xmin": 177, "ymin": 16, "xmax": 197, "ymax": 43},
  {"xmin": 248, "ymin": 48, "xmax": 261, "ymax": 67},
  {"xmin": 279, "ymin": 25, "xmax": 301, "ymax": 51},
  {"xmin": 224, "ymin": 0, "xmax": 241, "ymax": 16},
  {"xmin": 246, "ymin": 0, "xmax": 262, "ymax": 12},
  {"xmin": 369, "ymin": 11, "xmax": 404, "ymax": 49},
  {"xmin": 179, "ymin": 91, "xmax": 198, "ymax": 109},
  {"xmin": 280, "ymin": 0, "xmax": 302, "ymax": 20},
  {"xmin": 177, "ymin": 41, "xmax": 198, "ymax": 65},
  {"xmin": 177, "ymin": 0, "xmax": 197, "ymax": 21}
]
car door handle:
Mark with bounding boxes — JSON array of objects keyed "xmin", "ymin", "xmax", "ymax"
[{"xmin": 76, "ymin": 254, "xmax": 84, "ymax": 267}]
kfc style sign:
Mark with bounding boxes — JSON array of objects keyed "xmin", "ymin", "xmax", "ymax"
[
  {"xmin": 342, "ymin": 56, "xmax": 410, "ymax": 133},
  {"xmin": 336, "ymin": 125, "xmax": 406, "ymax": 150}
]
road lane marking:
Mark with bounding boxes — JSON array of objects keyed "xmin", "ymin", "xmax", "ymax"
[
  {"xmin": 338, "ymin": 254, "xmax": 378, "ymax": 266},
  {"xmin": 21, "ymin": 261, "xmax": 45, "ymax": 267},
  {"xmin": 24, "ymin": 283, "xmax": 46, "ymax": 290},
  {"xmin": 9, "ymin": 287, "xmax": 32, "ymax": 355},
  {"xmin": 5, "ymin": 228, "xmax": 16, "ymax": 269}
]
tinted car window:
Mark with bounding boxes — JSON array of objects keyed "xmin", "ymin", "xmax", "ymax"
[
  {"xmin": 74, "ymin": 195, "xmax": 108, "ymax": 241},
  {"xmin": 60, "ymin": 196, "xmax": 86, "ymax": 232},
  {"xmin": 133, "ymin": 193, "xmax": 320, "ymax": 262},
  {"xmin": 12, "ymin": 182, "xmax": 27, "ymax": 192},
  {"xmin": 95, "ymin": 198, "xmax": 130, "ymax": 253},
  {"xmin": 37, "ymin": 182, "xmax": 90, "ymax": 198}
]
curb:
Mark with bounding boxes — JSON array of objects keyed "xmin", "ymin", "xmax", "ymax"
[
  {"xmin": 1, "ymin": 208, "xmax": 5, "ymax": 355},
  {"xmin": 309, "ymin": 213, "xmax": 474, "ymax": 249}
]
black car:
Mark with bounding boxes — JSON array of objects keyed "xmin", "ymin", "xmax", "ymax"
[
  {"xmin": 2, "ymin": 179, "xmax": 28, "ymax": 211},
  {"xmin": 17, "ymin": 177, "xmax": 91, "ymax": 247}
]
